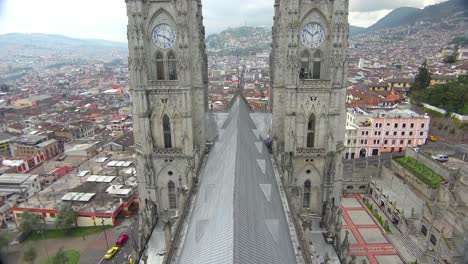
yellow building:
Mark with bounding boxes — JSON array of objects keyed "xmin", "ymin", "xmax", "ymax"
[{"xmin": 430, "ymin": 75, "xmax": 457, "ymax": 86}]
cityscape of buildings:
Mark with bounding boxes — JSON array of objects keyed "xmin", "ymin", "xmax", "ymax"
[{"xmin": 0, "ymin": 0, "xmax": 466, "ymax": 264}]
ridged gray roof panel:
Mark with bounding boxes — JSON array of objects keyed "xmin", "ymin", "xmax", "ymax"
[{"xmin": 177, "ymin": 98, "xmax": 297, "ymax": 264}]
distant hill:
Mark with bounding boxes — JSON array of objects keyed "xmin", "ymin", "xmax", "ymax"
[
  {"xmin": 0, "ymin": 33, "xmax": 128, "ymax": 58},
  {"xmin": 206, "ymin": 27, "xmax": 271, "ymax": 56},
  {"xmin": 350, "ymin": 26, "xmax": 366, "ymax": 35},
  {"xmin": 367, "ymin": 7, "xmax": 421, "ymax": 32},
  {"xmin": 361, "ymin": 0, "xmax": 468, "ymax": 34}
]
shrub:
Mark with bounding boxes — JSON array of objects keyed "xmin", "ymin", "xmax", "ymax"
[{"xmin": 395, "ymin": 157, "xmax": 444, "ymax": 189}]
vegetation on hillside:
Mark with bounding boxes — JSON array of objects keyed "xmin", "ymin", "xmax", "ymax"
[
  {"xmin": 411, "ymin": 70, "xmax": 468, "ymax": 115},
  {"xmin": 206, "ymin": 26, "xmax": 271, "ymax": 56}
]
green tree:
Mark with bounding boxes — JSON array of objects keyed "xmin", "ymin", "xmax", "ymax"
[
  {"xmin": 0, "ymin": 84, "xmax": 9, "ymax": 92},
  {"xmin": 412, "ymin": 61, "xmax": 431, "ymax": 91},
  {"xmin": 22, "ymin": 244, "xmax": 37, "ymax": 264},
  {"xmin": 0, "ymin": 232, "xmax": 9, "ymax": 254},
  {"xmin": 443, "ymin": 51, "xmax": 458, "ymax": 64},
  {"xmin": 18, "ymin": 211, "xmax": 40, "ymax": 234},
  {"xmin": 55, "ymin": 204, "xmax": 76, "ymax": 231},
  {"xmin": 51, "ymin": 247, "xmax": 68, "ymax": 264}
]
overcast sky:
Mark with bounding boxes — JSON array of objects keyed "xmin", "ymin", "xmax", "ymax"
[{"xmin": 0, "ymin": 0, "xmax": 448, "ymax": 42}]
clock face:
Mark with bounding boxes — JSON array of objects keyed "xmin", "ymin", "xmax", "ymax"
[
  {"xmin": 301, "ymin": 23, "xmax": 325, "ymax": 49},
  {"xmin": 152, "ymin": 24, "xmax": 177, "ymax": 49}
]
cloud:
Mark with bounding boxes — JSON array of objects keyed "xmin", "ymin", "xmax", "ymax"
[
  {"xmin": 0, "ymin": 0, "xmax": 452, "ymax": 41},
  {"xmin": 350, "ymin": 0, "xmax": 447, "ymax": 12},
  {"xmin": 349, "ymin": 10, "xmax": 393, "ymax": 28},
  {"xmin": 203, "ymin": 0, "xmax": 273, "ymax": 35}
]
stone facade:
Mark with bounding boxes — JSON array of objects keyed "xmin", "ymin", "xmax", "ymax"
[
  {"xmin": 126, "ymin": 0, "xmax": 207, "ymax": 235},
  {"xmin": 271, "ymin": 0, "xmax": 348, "ymax": 218}
]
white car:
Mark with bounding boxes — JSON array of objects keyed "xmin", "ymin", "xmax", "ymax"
[{"xmin": 431, "ymin": 154, "xmax": 448, "ymax": 162}]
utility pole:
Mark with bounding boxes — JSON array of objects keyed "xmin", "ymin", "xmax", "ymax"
[{"xmin": 101, "ymin": 218, "xmax": 110, "ymax": 248}]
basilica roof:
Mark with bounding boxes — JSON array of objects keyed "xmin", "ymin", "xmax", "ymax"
[{"xmin": 175, "ymin": 97, "xmax": 298, "ymax": 264}]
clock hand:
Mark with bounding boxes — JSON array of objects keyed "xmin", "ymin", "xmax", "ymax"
[
  {"xmin": 157, "ymin": 34, "xmax": 171, "ymax": 42},
  {"xmin": 304, "ymin": 28, "xmax": 318, "ymax": 39}
]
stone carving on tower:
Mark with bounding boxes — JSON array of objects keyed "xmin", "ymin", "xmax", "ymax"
[
  {"xmin": 126, "ymin": 0, "xmax": 207, "ymax": 241},
  {"xmin": 271, "ymin": 0, "xmax": 349, "ymax": 249}
]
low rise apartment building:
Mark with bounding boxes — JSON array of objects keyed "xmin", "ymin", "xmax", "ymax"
[{"xmin": 344, "ymin": 108, "xmax": 430, "ymax": 159}]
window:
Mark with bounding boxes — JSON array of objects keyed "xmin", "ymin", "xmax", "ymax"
[
  {"xmin": 168, "ymin": 181, "xmax": 177, "ymax": 209},
  {"xmin": 410, "ymin": 123, "xmax": 414, "ymax": 128},
  {"xmin": 156, "ymin": 52, "xmax": 165, "ymax": 80},
  {"xmin": 421, "ymin": 123, "xmax": 425, "ymax": 128},
  {"xmin": 430, "ymin": 234, "xmax": 437, "ymax": 245},
  {"xmin": 163, "ymin": 114, "xmax": 172, "ymax": 148},
  {"xmin": 403, "ymin": 123, "xmax": 406, "ymax": 128},
  {"xmin": 307, "ymin": 114, "xmax": 315, "ymax": 147},
  {"xmin": 303, "ymin": 180, "xmax": 311, "ymax": 208},
  {"xmin": 312, "ymin": 51, "xmax": 321, "ymax": 79},
  {"xmin": 299, "ymin": 51, "xmax": 310, "ymax": 79},
  {"xmin": 420, "ymin": 132, "xmax": 424, "ymax": 136},
  {"xmin": 408, "ymin": 140, "xmax": 412, "ymax": 144},
  {"xmin": 384, "ymin": 140, "xmax": 388, "ymax": 144},
  {"xmin": 392, "ymin": 140, "xmax": 395, "ymax": 144},
  {"xmin": 400, "ymin": 140, "xmax": 404, "ymax": 144},
  {"xmin": 167, "ymin": 51, "xmax": 178, "ymax": 80},
  {"xmin": 387, "ymin": 123, "xmax": 390, "ymax": 126},
  {"xmin": 409, "ymin": 131, "xmax": 413, "ymax": 136},
  {"xmin": 386, "ymin": 131, "xmax": 389, "ymax": 136},
  {"xmin": 393, "ymin": 131, "xmax": 397, "ymax": 136},
  {"xmin": 394, "ymin": 123, "xmax": 398, "ymax": 128},
  {"xmin": 402, "ymin": 131, "xmax": 405, "ymax": 136}
]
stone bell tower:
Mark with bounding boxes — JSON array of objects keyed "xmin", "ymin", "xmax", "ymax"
[
  {"xmin": 126, "ymin": 0, "xmax": 207, "ymax": 229},
  {"xmin": 271, "ymin": 0, "xmax": 348, "ymax": 226}
]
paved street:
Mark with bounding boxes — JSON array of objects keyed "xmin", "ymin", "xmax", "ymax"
[{"xmin": 91, "ymin": 215, "xmax": 139, "ymax": 264}]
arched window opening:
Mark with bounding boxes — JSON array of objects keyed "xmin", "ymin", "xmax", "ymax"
[
  {"xmin": 307, "ymin": 114, "xmax": 315, "ymax": 147},
  {"xmin": 168, "ymin": 181, "xmax": 177, "ymax": 209},
  {"xmin": 163, "ymin": 114, "xmax": 172, "ymax": 148},
  {"xmin": 303, "ymin": 180, "xmax": 311, "ymax": 208},
  {"xmin": 156, "ymin": 52, "xmax": 165, "ymax": 80},
  {"xmin": 312, "ymin": 51, "xmax": 321, "ymax": 79},
  {"xmin": 299, "ymin": 51, "xmax": 310, "ymax": 79},
  {"xmin": 167, "ymin": 51, "xmax": 178, "ymax": 80}
]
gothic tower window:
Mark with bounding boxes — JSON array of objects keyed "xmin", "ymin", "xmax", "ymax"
[
  {"xmin": 312, "ymin": 50, "xmax": 321, "ymax": 79},
  {"xmin": 167, "ymin": 51, "xmax": 178, "ymax": 80},
  {"xmin": 303, "ymin": 180, "xmax": 311, "ymax": 208},
  {"xmin": 163, "ymin": 114, "xmax": 172, "ymax": 148},
  {"xmin": 307, "ymin": 114, "xmax": 316, "ymax": 147},
  {"xmin": 156, "ymin": 52, "xmax": 165, "ymax": 80},
  {"xmin": 299, "ymin": 51, "xmax": 311, "ymax": 79},
  {"xmin": 168, "ymin": 181, "xmax": 177, "ymax": 209}
]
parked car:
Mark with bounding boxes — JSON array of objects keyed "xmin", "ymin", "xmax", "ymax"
[
  {"xmin": 104, "ymin": 246, "xmax": 119, "ymax": 259},
  {"xmin": 116, "ymin": 233, "xmax": 129, "ymax": 246},
  {"xmin": 431, "ymin": 154, "xmax": 448, "ymax": 162},
  {"xmin": 428, "ymin": 135, "xmax": 437, "ymax": 142}
]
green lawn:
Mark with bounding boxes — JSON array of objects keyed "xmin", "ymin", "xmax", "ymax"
[
  {"xmin": 40, "ymin": 250, "xmax": 80, "ymax": 264},
  {"xmin": 27, "ymin": 225, "xmax": 113, "ymax": 241},
  {"xmin": 395, "ymin": 157, "xmax": 444, "ymax": 189}
]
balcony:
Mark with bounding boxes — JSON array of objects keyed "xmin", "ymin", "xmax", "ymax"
[
  {"xmin": 153, "ymin": 147, "xmax": 184, "ymax": 157},
  {"xmin": 148, "ymin": 80, "xmax": 179, "ymax": 87},
  {"xmin": 298, "ymin": 79, "xmax": 331, "ymax": 90},
  {"xmin": 296, "ymin": 147, "xmax": 326, "ymax": 157}
]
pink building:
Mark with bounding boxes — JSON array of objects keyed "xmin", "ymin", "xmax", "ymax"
[{"xmin": 345, "ymin": 108, "xmax": 430, "ymax": 159}]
